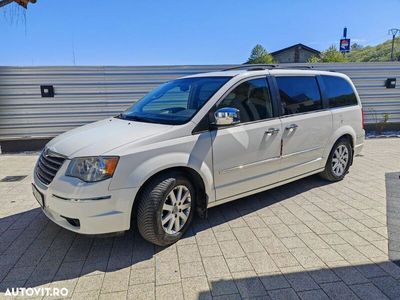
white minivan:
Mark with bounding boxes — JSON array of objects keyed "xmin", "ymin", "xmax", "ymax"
[{"xmin": 32, "ymin": 65, "xmax": 365, "ymax": 246}]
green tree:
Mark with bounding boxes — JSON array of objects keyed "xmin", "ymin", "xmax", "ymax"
[
  {"xmin": 308, "ymin": 45, "xmax": 347, "ymax": 63},
  {"xmin": 308, "ymin": 55, "xmax": 321, "ymax": 63},
  {"xmin": 247, "ymin": 44, "xmax": 274, "ymax": 64}
]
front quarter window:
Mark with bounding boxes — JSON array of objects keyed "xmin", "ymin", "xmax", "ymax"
[{"xmin": 119, "ymin": 76, "xmax": 231, "ymax": 125}]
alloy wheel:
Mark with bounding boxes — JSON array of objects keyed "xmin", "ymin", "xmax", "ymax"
[
  {"xmin": 161, "ymin": 185, "xmax": 191, "ymax": 234},
  {"xmin": 331, "ymin": 144, "xmax": 349, "ymax": 177}
]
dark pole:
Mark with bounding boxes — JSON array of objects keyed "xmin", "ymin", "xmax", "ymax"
[
  {"xmin": 389, "ymin": 29, "xmax": 400, "ymax": 62},
  {"xmin": 341, "ymin": 27, "xmax": 348, "ymax": 58},
  {"xmin": 391, "ymin": 34, "xmax": 396, "ymax": 61}
]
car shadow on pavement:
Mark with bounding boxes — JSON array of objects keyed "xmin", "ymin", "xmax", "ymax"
[
  {"xmin": 0, "ymin": 174, "xmax": 398, "ymax": 297},
  {"xmin": 185, "ymin": 174, "xmax": 332, "ymax": 237}
]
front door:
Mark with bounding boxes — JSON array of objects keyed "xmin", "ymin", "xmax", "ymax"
[
  {"xmin": 275, "ymin": 76, "xmax": 333, "ymax": 179},
  {"xmin": 211, "ymin": 77, "xmax": 283, "ymax": 200}
]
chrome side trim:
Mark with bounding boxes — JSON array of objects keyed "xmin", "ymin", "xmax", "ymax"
[
  {"xmin": 220, "ymin": 156, "xmax": 280, "ymax": 174},
  {"xmin": 220, "ymin": 146, "xmax": 322, "ymax": 174},
  {"xmin": 217, "ymin": 157, "xmax": 322, "ymax": 190},
  {"xmin": 52, "ymin": 194, "xmax": 111, "ymax": 202},
  {"xmin": 209, "ymin": 167, "xmax": 325, "ymax": 208},
  {"xmin": 281, "ymin": 146, "xmax": 322, "ymax": 159}
]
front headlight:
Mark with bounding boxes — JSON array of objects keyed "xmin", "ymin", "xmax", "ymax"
[{"xmin": 66, "ymin": 156, "xmax": 119, "ymax": 182}]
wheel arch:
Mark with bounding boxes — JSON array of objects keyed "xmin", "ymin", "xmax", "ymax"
[
  {"xmin": 324, "ymin": 126, "xmax": 355, "ymax": 155},
  {"xmin": 131, "ymin": 166, "xmax": 209, "ymax": 227},
  {"xmin": 322, "ymin": 126, "xmax": 356, "ymax": 166},
  {"xmin": 339, "ymin": 133, "xmax": 354, "ymax": 148}
]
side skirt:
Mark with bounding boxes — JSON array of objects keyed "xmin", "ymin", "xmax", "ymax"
[{"xmin": 207, "ymin": 168, "xmax": 325, "ymax": 208}]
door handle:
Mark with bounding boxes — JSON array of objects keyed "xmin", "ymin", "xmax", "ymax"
[
  {"xmin": 285, "ymin": 124, "xmax": 298, "ymax": 131},
  {"xmin": 265, "ymin": 128, "xmax": 280, "ymax": 135}
]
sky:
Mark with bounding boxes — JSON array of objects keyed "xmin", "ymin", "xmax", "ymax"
[{"xmin": 1, "ymin": 0, "xmax": 400, "ymax": 66}]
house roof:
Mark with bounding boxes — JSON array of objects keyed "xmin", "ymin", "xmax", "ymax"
[
  {"xmin": 15, "ymin": 0, "xmax": 36, "ymax": 8},
  {"xmin": 271, "ymin": 43, "xmax": 320, "ymax": 55},
  {"xmin": 0, "ymin": 0, "xmax": 36, "ymax": 8}
]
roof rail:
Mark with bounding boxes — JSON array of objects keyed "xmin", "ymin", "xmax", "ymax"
[
  {"xmin": 222, "ymin": 64, "xmax": 314, "ymax": 71},
  {"xmin": 276, "ymin": 65, "xmax": 314, "ymax": 70},
  {"xmin": 223, "ymin": 64, "xmax": 276, "ymax": 71}
]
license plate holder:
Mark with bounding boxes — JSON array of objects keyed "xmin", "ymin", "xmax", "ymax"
[{"xmin": 32, "ymin": 184, "xmax": 45, "ymax": 208}]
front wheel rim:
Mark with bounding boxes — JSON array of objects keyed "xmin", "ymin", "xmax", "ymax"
[
  {"xmin": 331, "ymin": 144, "xmax": 349, "ymax": 177},
  {"xmin": 161, "ymin": 185, "xmax": 191, "ymax": 234}
]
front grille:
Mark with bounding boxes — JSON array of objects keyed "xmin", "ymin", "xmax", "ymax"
[{"xmin": 35, "ymin": 150, "xmax": 66, "ymax": 185}]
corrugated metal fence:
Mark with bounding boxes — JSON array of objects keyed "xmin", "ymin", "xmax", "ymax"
[{"xmin": 0, "ymin": 63, "xmax": 399, "ymax": 141}]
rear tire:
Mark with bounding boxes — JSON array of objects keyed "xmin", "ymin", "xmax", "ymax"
[
  {"xmin": 136, "ymin": 173, "xmax": 195, "ymax": 246},
  {"xmin": 320, "ymin": 138, "xmax": 353, "ymax": 182}
]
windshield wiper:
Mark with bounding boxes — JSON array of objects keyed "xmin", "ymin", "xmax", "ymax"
[{"xmin": 115, "ymin": 114, "xmax": 156, "ymax": 123}]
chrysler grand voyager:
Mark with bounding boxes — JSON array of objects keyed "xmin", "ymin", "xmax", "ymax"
[{"xmin": 32, "ymin": 65, "xmax": 364, "ymax": 246}]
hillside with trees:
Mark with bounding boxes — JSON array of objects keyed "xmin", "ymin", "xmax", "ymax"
[
  {"xmin": 248, "ymin": 38, "xmax": 400, "ymax": 64},
  {"xmin": 310, "ymin": 37, "xmax": 400, "ymax": 62},
  {"xmin": 346, "ymin": 37, "xmax": 400, "ymax": 62}
]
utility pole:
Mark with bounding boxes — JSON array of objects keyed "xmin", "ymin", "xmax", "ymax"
[{"xmin": 388, "ymin": 28, "xmax": 400, "ymax": 61}]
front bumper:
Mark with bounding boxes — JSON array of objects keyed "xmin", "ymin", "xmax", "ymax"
[{"xmin": 32, "ymin": 164, "xmax": 138, "ymax": 235}]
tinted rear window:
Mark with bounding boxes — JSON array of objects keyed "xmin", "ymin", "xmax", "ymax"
[
  {"xmin": 322, "ymin": 75, "xmax": 358, "ymax": 108},
  {"xmin": 276, "ymin": 76, "xmax": 322, "ymax": 115}
]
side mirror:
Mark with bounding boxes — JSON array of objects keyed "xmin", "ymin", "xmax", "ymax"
[{"xmin": 214, "ymin": 107, "xmax": 240, "ymax": 126}]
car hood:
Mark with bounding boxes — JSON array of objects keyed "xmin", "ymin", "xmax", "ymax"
[{"xmin": 46, "ymin": 118, "xmax": 173, "ymax": 157}]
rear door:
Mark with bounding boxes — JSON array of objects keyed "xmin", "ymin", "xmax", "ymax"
[{"xmin": 274, "ymin": 75, "xmax": 333, "ymax": 179}]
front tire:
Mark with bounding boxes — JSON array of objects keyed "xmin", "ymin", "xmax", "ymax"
[
  {"xmin": 320, "ymin": 138, "xmax": 353, "ymax": 182},
  {"xmin": 136, "ymin": 173, "xmax": 195, "ymax": 246}
]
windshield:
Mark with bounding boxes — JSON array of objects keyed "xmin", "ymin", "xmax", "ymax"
[{"xmin": 118, "ymin": 76, "xmax": 231, "ymax": 125}]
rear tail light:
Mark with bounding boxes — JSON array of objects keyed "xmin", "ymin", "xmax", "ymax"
[{"xmin": 361, "ymin": 109, "xmax": 365, "ymax": 129}]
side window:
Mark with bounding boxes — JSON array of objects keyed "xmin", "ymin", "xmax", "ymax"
[
  {"xmin": 276, "ymin": 76, "xmax": 322, "ymax": 115},
  {"xmin": 217, "ymin": 78, "xmax": 273, "ymax": 123},
  {"xmin": 322, "ymin": 75, "xmax": 358, "ymax": 108}
]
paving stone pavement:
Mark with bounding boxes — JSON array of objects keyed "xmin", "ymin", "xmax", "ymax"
[{"xmin": 0, "ymin": 138, "xmax": 399, "ymax": 299}]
